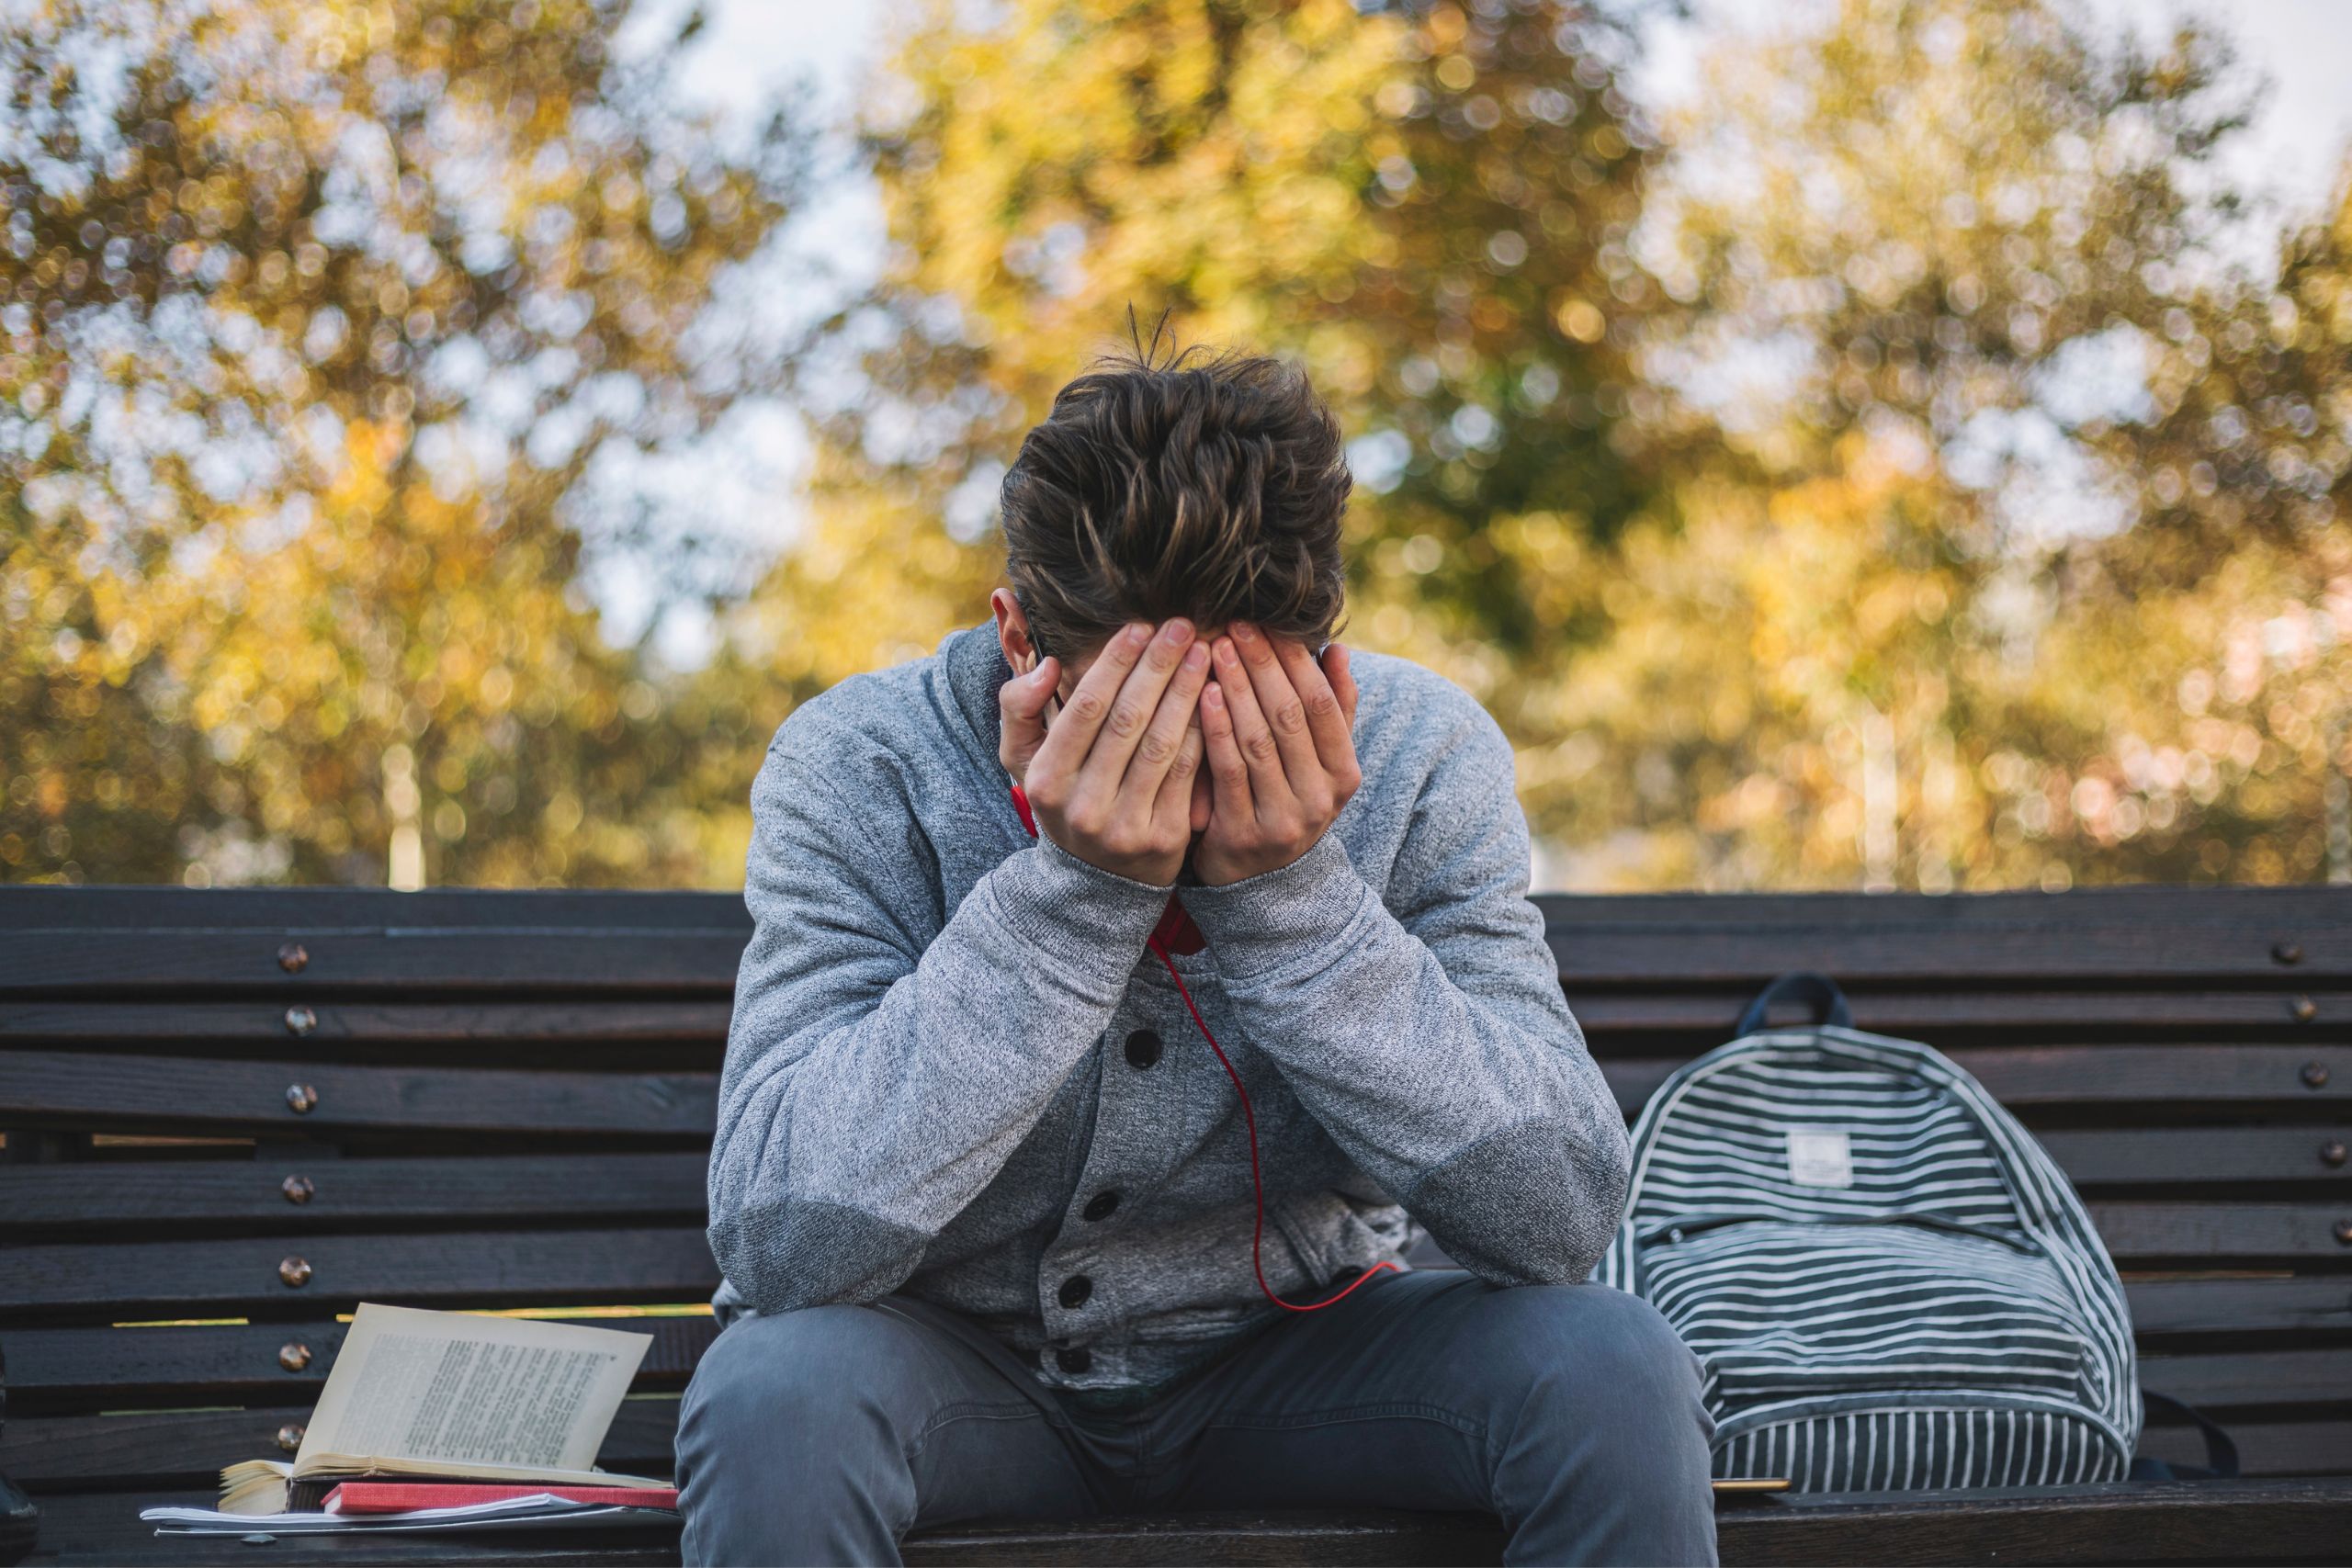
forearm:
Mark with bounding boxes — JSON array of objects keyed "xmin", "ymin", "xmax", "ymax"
[
  {"xmin": 1183, "ymin": 832, "xmax": 1630, "ymax": 1284},
  {"xmin": 709, "ymin": 831, "xmax": 1169, "ymax": 1313}
]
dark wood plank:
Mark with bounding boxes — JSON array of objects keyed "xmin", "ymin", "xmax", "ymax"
[
  {"xmin": 1544, "ymin": 924, "xmax": 2352, "ymax": 985},
  {"xmin": 0, "ymin": 1228, "xmax": 720, "ymax": 1322},
  {"xmin": 0, "ymin": 1153, "xmax": 708, "ymax": 1234},
  {"xmin": 2087, "ymin": 1203, "xmax": 2352, "ymax": 1266},
  {"xmin": 0, "ymin": 886, "xmax": 747, "ymax": 931},
  {"xmin": 2124, "ymin": 1275, "xmax": 2352, "ymax": 1341},
  {"xmin": 1707, "ymin": 1475, "xmax": 2352, "ymax": 1566},
  {"xmin": 2, "ymin": 1400, "xmax": 681, "ymax": 1490},
  {"xmin": 0, "ymin": 1001, "xmax": 730, "ymax": 1047},
  {"xmin": 1570, "ymin": 989, "xmax": 2352, "ymax": 1042},
  {"xmin": 0, "ymin": 1052, "xmax": 718, "ymax": 1139},
  {"xmin": 0, "ymin": 931, "xmax": 743, "ymax": 996},
  {"xmin": 2036, "ymin": 1128, "xmax": 2352, "ymax": 1190},
  {"xmin": 2137, "ymin": 1348, "xmax": 2352, "ymax": 1412},
  {"xmin": 1536, "ymin": 883, "xmax": 2352, "ymax": 929},
  {"xmin": 5, "ymin": 1317, "xmax": 718, "ymax": 1414},
  {"xmin": 1598, "ymin": 1045, "xmax": 2352, "ymax": 1118}
]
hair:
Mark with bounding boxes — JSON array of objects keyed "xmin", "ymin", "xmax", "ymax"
[{"xmin": 999, "ymin": 311, "xmax": 1350, "ymax": 663}]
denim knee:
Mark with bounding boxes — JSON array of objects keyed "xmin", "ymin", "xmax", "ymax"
[
  {"xmin": 1465, "ymin": 1282, "xmax": 1713, "ymax": 1453},
  {"xmin": 679, "ymin": 1304, "xmax": 917, "ymax": 1468}
]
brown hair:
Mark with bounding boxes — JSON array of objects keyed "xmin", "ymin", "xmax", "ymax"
[{"xmin": 1000, "ymin": 316, "xmax": 1350, "ymax": 662}]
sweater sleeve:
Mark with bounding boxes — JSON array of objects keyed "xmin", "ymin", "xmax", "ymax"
[
  {"xmin": 1178, "ymin": 700, "xmax": 1630, "ymax": 1287},
  {"xmin": 707, "ymin": 735, "xmax": 1170, "ymax": 1314}
]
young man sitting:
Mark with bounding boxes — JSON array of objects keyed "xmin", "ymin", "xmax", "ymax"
[{"xmin": 676, "ymin": 344, "xmax": 1717, "ymax": 1565}]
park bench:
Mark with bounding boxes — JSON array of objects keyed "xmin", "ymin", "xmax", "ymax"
[{"xmin": 2, "ymin": 881, "xmax": 2349, "ymax": 1564}]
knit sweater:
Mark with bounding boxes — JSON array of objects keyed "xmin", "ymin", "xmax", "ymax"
[{"xmin": 707, "ymin": 621, "xmax": 1631, "ymax": 1392}]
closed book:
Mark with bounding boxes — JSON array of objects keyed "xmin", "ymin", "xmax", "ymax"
[{"xmin": 325, "ymin": 1482, "xmax": 680, "ymax": 1516}]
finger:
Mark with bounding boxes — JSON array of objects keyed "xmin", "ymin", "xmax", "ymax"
[
  {"xmin": 1115, "ymin": 636, "xmax": 1210, "ymax": 813},
  {"xmin": 1213, "ymin": 630, "xmax": 1296, "ymax": 807},
  {"xmin": 1230, "ymin": 622, "xmax": 1322, "ymax": 784},
  {"xmin": 1152, "ymin": 722, "xmax": 1205, "ymax": 839},
  {"xmin": 997, "ymin": 658, "xmax": 1059, "ymax": 780},
  {"xmin": 1033, "ymin": 621, "xmax": 1150, "ymax": 778},
  {"xmin": 1199, "ymin": 679, "xmax": 1255, "ymax": 821},
  {"xmin": 1323, "ymin": 643, "xmax": 1359, "ymax": 731},
  {"xmin": 1274, "ymin": 637, "xmax": 1352, "ymax": 774},
  {"xmin": 1189, "ymin": 759, "xmax": 1213, "ymax": 834},
  {"xmin": 1077, "ymin": 618, "xmax": 1195, "ymax": 795}
]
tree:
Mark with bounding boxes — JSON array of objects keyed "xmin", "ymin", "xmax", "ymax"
[
  {"xmin": 737, "ymin": 0, "xmax": 1668, "ymax": 693},
  {"xmin": 1, "ymin": 0, "xmax": 809, "ymax": 884},
  {"xmin": 1519, "ymin": 0, "xmax": 2351, "ymax": 888}
]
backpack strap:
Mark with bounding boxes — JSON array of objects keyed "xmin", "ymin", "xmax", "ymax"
[
  {"xmin": 2129, "ymin": 1389, "xmax": 2242, "ymax": 1481},
  {"xmin": 1735, "ymin": 972, "xmax": 1854, "ymax": 1038}
]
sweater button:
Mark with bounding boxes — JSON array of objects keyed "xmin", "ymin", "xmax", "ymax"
[
  {"xmin": 1083, "ymin": 1190, "xmax": 1120, "ymax": 1222},
  {"xmin": 1056, "ymin": 1347, "xmax": 1092, "ymax": 1374},
  {"xmin": 1124, "ymin": 1029, "xmax": 1162, "ymax": 1069},
  {"xmin": 1058, "ymin": 1275, "xmax": 1092, "ymax": 1309}
]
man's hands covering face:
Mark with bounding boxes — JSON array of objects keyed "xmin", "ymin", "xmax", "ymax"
[
  {"xmin": 997, "ymin": 616, "xmax": 1359, "ymax": 889},
  {"xmin": 1193, "ymin": 624, "xmax": 1361, "ymax": 886},
  {"xmin": 999, "ymin": 619, "xmax": 1209, "ymax": 886}
]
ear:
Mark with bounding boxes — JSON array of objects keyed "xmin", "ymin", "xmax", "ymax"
[{"xmin": 991, "ymin": 587, "xmax": 1038, "ymax": 675}]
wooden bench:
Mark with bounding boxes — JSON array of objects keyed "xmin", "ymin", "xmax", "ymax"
[{"xmin": 3, "ymin": 882, "xmax": 2349, "ymax": 1564}]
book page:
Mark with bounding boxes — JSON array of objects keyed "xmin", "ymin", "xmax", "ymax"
[{"xmin": 297, "ymin": 1304, "xmax": 651, "ymax": 1477}]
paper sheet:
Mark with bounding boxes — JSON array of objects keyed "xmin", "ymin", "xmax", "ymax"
[{"xmin": 298, "ymin": 1304, "xmax": 651, "ymax": 1475}]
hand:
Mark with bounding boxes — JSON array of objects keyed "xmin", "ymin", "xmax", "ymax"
[
  {"xmin": 1193, "ymin": 624, "xmax": 1362, "ymax": 886},
  {"xmin": 999, "ymin": 618, "xmax": 1210, "ymax": 886}
]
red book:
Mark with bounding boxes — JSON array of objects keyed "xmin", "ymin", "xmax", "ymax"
[{"xmin": 322, "ymin": 1481, "xmax": 680, "ymax": 1515}]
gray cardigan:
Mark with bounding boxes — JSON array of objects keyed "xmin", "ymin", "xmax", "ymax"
[{"xmin": 708, "ymin": 622, "xmax": 1630, "ymax": 1391}]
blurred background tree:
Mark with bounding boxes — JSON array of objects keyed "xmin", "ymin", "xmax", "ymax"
[
  {"xmin": 1, "ymin": 0, "xmax": 809, "ymax": 885},
  {"xmin": 5, "ymin": 0, "xmax": 2349, "ymax": 892}
]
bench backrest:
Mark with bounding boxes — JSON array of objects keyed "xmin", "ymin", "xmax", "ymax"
[{"xmin": 2, "ymin": 884, "xmax": 2346, "ymax": 1498}]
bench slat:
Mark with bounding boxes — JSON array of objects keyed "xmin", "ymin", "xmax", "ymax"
[
  {"xmin": 0, "ymin": 931, "xmax": 743, "ymax": 996},
  {"xmin": 1544, "ymin": 923, "xmax": 2350, "ymax": 984},
  {"xmin": 1600, "ymin": 1044, "xmax": 2352, "ymax": 1118},
  {"xmin": 3, "ymin": 1317, "xmax": 718, "ymax": 1414},
  {"xmin": 0, "ymin": 1051, "xmax": 718, "ymax": 1139},
  {"xmin": 0, "ymin": 1154, "xmax": 708, "ymax": 1233},
  {"xmin": 5, "ymin": 1138, "xmax": 2338, "ymax": 1246},
  {"xmin": 0, "ymin": 1228, "xmax": 719, "ymax": 1321},
  {"xmin": 6, "ymin": 1320, "xmax": 2333, "ymax": 1428},
  {"xmin": 11, "ymin": 991, "xmax": 2346, "ymax": 1059},
  {"xmin": 2123, "ymin": 1275, "xmax": 2352, "ymax": 1341},
  {"xmin": 1568, "ymin": 989, "xmax": 2352, "ymax": 1040},
  {"xmin": 0, "ymin": 1000, "xmax": 731, "ymax": 1046},
  {"xmin": 13, "ymin": 1043, "xmax": 2340, "ymax": 1145}
]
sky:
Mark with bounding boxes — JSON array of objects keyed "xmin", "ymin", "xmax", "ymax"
[{"xmin": 604, "ymin": 0, "xmax": 2352, "ymax": 667}]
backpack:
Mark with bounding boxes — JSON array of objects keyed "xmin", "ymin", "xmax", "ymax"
[{"xmin": 1594, "ymin": 974, "xmax": 2143, "ymax": 1490}]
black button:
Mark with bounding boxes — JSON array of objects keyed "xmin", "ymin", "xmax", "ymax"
[
  {"xmin": 1057, "ymin": 1347, "xmax": 1092, "ymax": 1374},
  {"xmin": 1124, "ymin": 1029, "xmax": 1162, "ymax": 1069},
  {"xmin": 1058, "ymin": 1275, "xmax": 1092, "ymax": 1309},
  {"xmin": 1083, "ymin": 1190, "xmax": 1120, "ymax": 1222}
]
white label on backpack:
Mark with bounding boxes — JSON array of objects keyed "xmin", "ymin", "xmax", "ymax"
[{"xmin": 1787, "ymin": 1128, "xmax": 1853, "ymax": 1188}]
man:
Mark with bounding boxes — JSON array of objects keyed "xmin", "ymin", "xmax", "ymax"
[{"xmin": 676, "ymin": 343, "xmax": 1717, "ymax": 1565}]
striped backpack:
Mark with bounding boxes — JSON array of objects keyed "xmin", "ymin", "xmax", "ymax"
[{"xmin": 1595, "ymin": 974, "xmax": 2143, "ymax": 1490}]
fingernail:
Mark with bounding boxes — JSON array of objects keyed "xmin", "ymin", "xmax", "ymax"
[
  {"xmin": 1159, "ymin": 617, "xmax": 1193, "ymax": 644},
  {"xmin": 1232, "ymin": 622, "xmax": 1258, "ymax": 642},
  {"xmin": 1125, "ymin": 622, "xmax": 1152, "ymax": 647},
  {"xmin": 1203, "ymin": 682, "xmax": 1224, "ymax": 706},
  {"xmin": 1214, "ymin": 638, "xmax": 1238, "ymax": 665},
  {"xmin": 1182, "ymin": 642, "xmax": 1208, "ymax": 671}
]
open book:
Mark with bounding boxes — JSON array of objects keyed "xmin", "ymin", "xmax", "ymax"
[{"xmin": 220, "ymin": 1303, "xmax": 662, "ymax": 1515}]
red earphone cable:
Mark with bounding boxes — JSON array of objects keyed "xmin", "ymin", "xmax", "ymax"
[{"xmin": 1012, "ymin": 784, "xmax": 1398, "ymax": 1314}]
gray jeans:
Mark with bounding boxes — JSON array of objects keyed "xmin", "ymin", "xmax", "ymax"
[{"xmin": 674, "ymin": 1269, "xmax": 1718, "ymax": 1566}]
